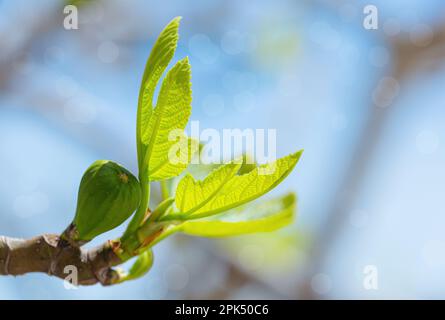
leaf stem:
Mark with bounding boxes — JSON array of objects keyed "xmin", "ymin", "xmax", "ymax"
[
  {"xmin": 158, "ymin": 212, "xmax": 189, "ymax": 222},
  {"xmin": 160, "ymin": 180, "xmax": 169, "ymax": 199}
]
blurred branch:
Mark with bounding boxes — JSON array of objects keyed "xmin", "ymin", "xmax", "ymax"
[
  {"xmin": 0, "ymin": 3, "xmax": 62, "ymax": 90},
  {"xmin": 298, "ymin": 11, "xmax": 445, "ymax": 299},
  {"xmin": 188, "ymin": 240, "xmax": 288, "ymax": 299}
]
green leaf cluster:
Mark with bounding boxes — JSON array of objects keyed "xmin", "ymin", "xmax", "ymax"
[{"xmin": 65, "ymin": 17, "xmax": 303, "ymax": 283}]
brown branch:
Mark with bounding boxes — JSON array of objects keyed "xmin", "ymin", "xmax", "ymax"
[{"xmin": 0, "ymin": 234, "xmax": 122, "ymax": 286}]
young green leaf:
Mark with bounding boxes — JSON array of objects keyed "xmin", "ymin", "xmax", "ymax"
[
  {"xmin": 124, "ymin": 17, "xmax": 190, "ymax": 239},
  {"xmin": 136, "ymin": 16, "xmax": 181, "ymax": 171},
  {"xmin": 175, "ymin": 161, "xmax": 242, "ymax": 214},
  {"xmin": 148, "ymin": 197, "xmax": 175, "ymax": 222},
  {"xmin": 117, "ymin": 249, "xmax": 154, "ymax": 283},
  {"xmin": 173, "ymin": 151, "xmax": 302, "ymax": 219},
  {"xmin": 238, "ymin": 153, "xmax": 257, "ymax": 175},
  {"xmin": 142, "ymin": 57, "xmax": 193, "ymax": 181},
  {"xmin": 147, "ymin": 193, "xmax": 295, "ymax": 246},
  {"xmin": 178, "ymin": 193, "xmax": 296, "ymax": 237}
]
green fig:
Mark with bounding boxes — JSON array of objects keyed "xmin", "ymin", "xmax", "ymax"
[{"xmin": 65, "ymin": 160, "xmax": 141, "ymax": 243}]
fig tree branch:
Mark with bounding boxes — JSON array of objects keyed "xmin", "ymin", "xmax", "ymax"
[{"xmin": 0, "ymin": 234, "xmax": 122, "ymax": 286}]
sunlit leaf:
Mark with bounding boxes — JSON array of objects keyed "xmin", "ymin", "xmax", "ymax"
[
  {"xmin": 142, "ymin": 57, "xmax": 193, "ymax": 181},
  {"xmin": 173, "ymin": 151, "xmax": 302, "ymax": 219},
  {"xmin": 175, "ymin": 161, "xmax": 242, "ymax": 214},
  {"xmin": 136, "ymin": 16, "xmax": 181, "ymax": 171},
  {"xmin": 179, "ymin": 193, "xmax": 296, "ymax": 237}
]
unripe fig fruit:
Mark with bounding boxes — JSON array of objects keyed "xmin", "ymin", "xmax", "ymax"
[{"xmin": 67, "ymin": 160, "xmax": 141, "ymax": 242}]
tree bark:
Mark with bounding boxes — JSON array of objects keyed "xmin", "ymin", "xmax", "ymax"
[{"xmin": 0, "ymin": 234, "xmax": 122, "ymax": 286}]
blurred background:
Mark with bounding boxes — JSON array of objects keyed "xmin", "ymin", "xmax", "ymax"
[{"xmin": 0, "ymin": 0, "xmax": 444, "ymax": 299}]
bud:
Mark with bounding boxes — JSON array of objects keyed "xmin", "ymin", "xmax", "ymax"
[{"xmin": 66, "ymin": 160, "xmax": 141, "ymax": 243}]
